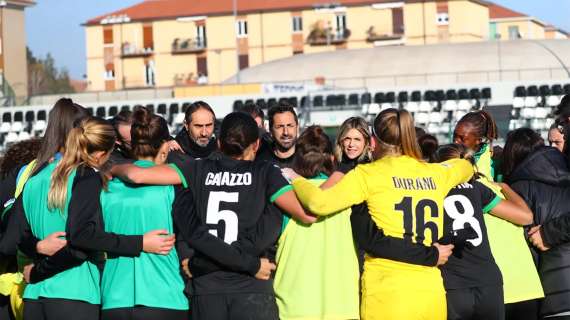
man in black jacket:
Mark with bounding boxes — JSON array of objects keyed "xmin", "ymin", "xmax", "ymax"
[
  {"xmin": 174, "ymin": 101, "xmax": 218, "ymax": 160},
  {"xmin": 255, "ymin": 102, "xmax": 298, "ymax": 168}
]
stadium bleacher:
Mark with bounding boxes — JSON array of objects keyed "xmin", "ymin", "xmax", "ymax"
[{"xmin": 0, "ymin": 80, "xmax": 568, "ymax": 153}]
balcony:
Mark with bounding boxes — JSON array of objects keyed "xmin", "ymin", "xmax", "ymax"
[
  {"xmin": 307, "ymin": 27, "xmax": 351, "ymax": 46},
  {"xmin": 366, "ymin": 26, "xmax": 404, "ymax": 46},
  {"xmin": 172, "ymin": 38, "xmax": 207, "ymax": 54},
  {"xmin": 121, "ymin": 43, "xmax": 154, "ymax": 58}
]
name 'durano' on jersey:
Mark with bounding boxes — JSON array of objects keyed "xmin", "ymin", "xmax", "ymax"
[{"xmin": 205, "ymin": 172, "xmax": 253, "ymax": 187}]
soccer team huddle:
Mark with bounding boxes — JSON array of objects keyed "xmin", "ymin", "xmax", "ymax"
[{"xmin": 0, "ymin": 95, "xmax": 569, "ymax": 320}]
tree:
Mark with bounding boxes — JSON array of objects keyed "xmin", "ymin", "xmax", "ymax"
[{"xmin": 27, "ymin": 47, "xmax": 75, "ymax": 96}]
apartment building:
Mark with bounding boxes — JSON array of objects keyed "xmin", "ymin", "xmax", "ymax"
[
  {"xmin": 1, "ymin": 0, "xmax": 34, "ymax": 103},
  {"xmin": 84, "ymin": 0, "xmax": 495, "ymax": 91},
  {"xmin": 488, "ymin": 2, "xmax": 548, "ymax": 40}
]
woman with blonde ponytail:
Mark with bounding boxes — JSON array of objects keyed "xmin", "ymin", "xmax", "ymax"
[
  {"xmin": 287, "ymin": 108, "xmax": 475, "ymax": 320},
  {"xmin": 9, "ymin": 117, "xmax": 175, "ymax": 320}
]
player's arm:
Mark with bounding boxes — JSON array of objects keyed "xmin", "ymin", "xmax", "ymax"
[
  {"xmin": 488, "ymin": 183, "xmax": 533, "ymax": 226},
  {"xmin": 189, "ymin": 203, "xmax": 283, "ymax": 277},
  {"xmin": 441, "ymin": 159, "xmax": 475, "ymax": 190},
  {"xmin": 111, "ymin": 163, "xmax": 182, "ymax": 185},
  {"xmin": 351, "ymin": 203, "xmax": 440, "ymax": 266},
  {"xmin": 290, "ymin": 167, "xmax": 368, "ymax": 216},
  {"xmin": 540, "ymin": 214, "xmax": 570, "ymax": 248},
  {"xmin": 172, "ymin": 189, "xmax": 263, "ymax": 277}
]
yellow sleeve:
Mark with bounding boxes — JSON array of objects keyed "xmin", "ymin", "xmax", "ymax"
[
  {"xmin": 440, "ymin": 159, "xmax": 475, "ymax": 190},
  {"xmin": 291, "ymin": 167, "xmax": 368, "ymax": 216}
]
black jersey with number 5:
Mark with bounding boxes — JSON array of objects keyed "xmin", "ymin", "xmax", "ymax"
[
  {"xmin": 441, "ymin": 180, "xmax": 503, "ymax": 289},
  {"xmin": 172, "ymin": 153, "xmax": 289, "ymax": 295}
]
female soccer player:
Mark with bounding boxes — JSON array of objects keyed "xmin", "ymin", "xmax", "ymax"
[
  {"xmin": 435, "ymin": 144, "xmax": 533, "ymax": 320},
  {"xmin": 274, "ymin": 125, "xmax": 360, "ymax": 320},
  {"xmin": 454, "ymin": 112, "xmax": 544, "ymax": 318},
  {"xmin": 99, "ymin": 108, "xmax": 189, "ymax": 320},
  {"xmin": 9, "ymin": 117, "xmax": 174, "ymax": 320},
  {"xmin": 288, "ymin": 108, "xmax": 474, "ymax": 320}
]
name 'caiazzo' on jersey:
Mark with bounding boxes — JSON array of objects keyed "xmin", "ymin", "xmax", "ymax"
[{"xmin": 204, "ymin": 171, "xmax": 253, "ymax": 187}]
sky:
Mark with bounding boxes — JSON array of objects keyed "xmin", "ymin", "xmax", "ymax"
[{"xmin": 25, "ymin": 0, "xmax": 570, "ymax": 80}]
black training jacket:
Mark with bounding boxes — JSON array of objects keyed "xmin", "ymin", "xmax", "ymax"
[{"xmin": 509, "ymin": 146, "xmax": 570, "ymax": 317}]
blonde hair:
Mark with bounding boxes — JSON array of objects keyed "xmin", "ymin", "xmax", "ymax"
[
  {"xmin": 372, "ymin": 109, "xmax": 422, "ymax": 160},
  {"xmin": 48, "ymin": 117, "xmax": 116, "ymax": 212},
  {"xmin": 334, "ymin": 117, "xmax": 372, "ymax": 163}
]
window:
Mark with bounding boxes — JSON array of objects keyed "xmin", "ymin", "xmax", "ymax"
[
  {"xmin": 103, "ymin": 70, "xmax": 115, "ymax": 80},
  {"xmin": 509, "ymin": 26, "xmax": 520, "ymax": 40},
  {"xmin": 145, "ymin": 61, "xmax": 155, "ymax": 86},
  {"xmin": 236, "ymin": 20, "xmax": 248, "ymax": 37},
  {"xmin": 196, "ymin": 25, "xmax": 207, "ymax": 47},
  {"xmin": 239, "ymin": 54, "xmax": 249, "ymax": 70},
  {"xmin": 335, "ymin": 14, "xmax": 346, "ymax": 31},
  {"xmin": 292, "ymin": 16, "xmax": 303, "ymax": 32},
  {"xmin": 436, "ymin": 13, "xmax": 449, "ymax": 25},
  {"xmin": 103, "ymin": 28, "xmax": 114, "ymax": 45}
]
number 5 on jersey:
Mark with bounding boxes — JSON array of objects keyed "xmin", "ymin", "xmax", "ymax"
[{"xmin": 206, "ymin": 191, "xmax": 239, "ymax": 244}]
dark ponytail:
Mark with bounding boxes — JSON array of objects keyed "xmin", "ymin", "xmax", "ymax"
[
  {"xmin": 293, "ymin": 126, "xmax": 335, "ymax": 178},
  {"xmin": 219, "ymin": 112, "xmax": 259, "ymax": 157},
  {"xmin": 131, "ymin": 107, "xmax": 170, "ymax": 159}
]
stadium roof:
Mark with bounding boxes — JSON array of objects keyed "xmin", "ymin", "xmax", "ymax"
[
  {"xmin": 225, "ymin": 40, "xmax": 570, "ymax": 85},
  {"xmin": 85, "ymin": 0, "xmax": 487, "ymax": 26}
]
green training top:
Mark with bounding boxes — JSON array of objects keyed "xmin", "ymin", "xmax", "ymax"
[
  {"xmin": 274, "ymin": 177, "xmax": 360, "ymax": 320},
  {"xmin": 23, "ymin": 161, "xmax": 101, "ymax": 304},
  {"xmin": 100, "ymin": 160, "xmax": 188, "ymax": 311}
]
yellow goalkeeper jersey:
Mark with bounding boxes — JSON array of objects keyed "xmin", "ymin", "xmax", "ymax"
[{"xmin": 292, "ymin": 155, "xmax": 473, "ymax": 320}]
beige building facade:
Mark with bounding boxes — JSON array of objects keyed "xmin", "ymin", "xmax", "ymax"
[
  {"xmin": 1, "ymin": 0, "xmax": 34, "ymax": 103},
  {"xmin": 84, "ymin": 0, "xmax": 562, "ymax": 92}
]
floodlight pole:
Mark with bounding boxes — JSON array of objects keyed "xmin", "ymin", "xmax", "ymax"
[{"xmin": 233, "ymin": 0, "xmax": 241, "ymax": 84}]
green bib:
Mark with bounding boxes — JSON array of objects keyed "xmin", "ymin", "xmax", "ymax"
[
  {"xmin": 23, "ymin": 162, "xmax": 101, "ymax": 304},
  {"xmin": 100, "ymin": 160, "xmax": 188, "ymax": 310}
]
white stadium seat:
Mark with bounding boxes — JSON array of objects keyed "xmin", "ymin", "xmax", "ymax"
[
  {"xmin": 10, "ymin": 122, "xmax": 23, "ymax": 133},
  {"xmin": 457, "ymin": 100, "xmax": 471, "ymax": 111},
  {"xmin": 512, "ymin": 97, "xmax": 525, "ymax": 109},
  {"xmin": 415, "ymin": 112, "xmax": 429, "ymax": 125},
  {"xmin": 5, "ymin": 132, "xmax": 18, "ymax": 144},
  {"xmin": 419, "ymin": 101, "xmax": 432, "ymax": 112},
  {"xmin": 0, "ymin": 122, "xmax": 10, "ymax": 134},
  {"xmin": 547, "ymin": 96, "xmax": 561, "ymax": 107},
  {"xmin": 443, "ymin": 101, "xmax": 457, "ymax": 111},
  {"xmin": 18, "ymin": 131, "xmax": 31, "ymax": 141},
  {"xmin": 174, "ymin": 113, "xmax": 185, "ymax": 125},
  {"xmin": 429, "ymin": 112, "xmax": 443, "ymax": 123},
  {"xmin": 524, "ymin": 97, "xmax": 538, "ymax": 108},
  {"xmin": 521, "ymin": 107, "xmax": 535, "ymax": 119},
  {"xmin": 33, "ymin": 120, "xmax": 47, "ymax": 132},
  {"xmin": 405, "ymin": 102, "xmax": 419, "ymax": 113}
]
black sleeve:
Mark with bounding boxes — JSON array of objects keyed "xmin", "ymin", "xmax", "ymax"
[
  {"xmin": 541, "ymin": 213, "xmax": 570, "ymax": 248},
  {"xmin": 169, "ymin": 157, "xmax": 194, "ymax": 189},
  {"xmin": 28, "ymin": 246, "xmax": 88, "ymax": 284},
  {"xmin": 172, "ymin": 188, "xmax": 261, "ymax": 276},
  {"xmin": 0, "ymin": 168, "xmax": 19, "ymax": 216},
  {"xmin": 266, "ymin": 164, "xmax": 289, "ymax": 200},
  {"xmin": 351, "ymin": 203, "xmax": 438, "ymax": 266},
  {"xmin": 190, "ymin": 202, "xmax": 282, "ymax": 277},
  {"xmin": 474, "ymin": 181, "xmax": 499, "ymax": 212},
  {"xmin": 67, "ymin": 169, "xmax": 142, "ymax": 256},
  {"xmin": 1, "ymin": 195, "xmax": 34, "ymax": 258}
]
